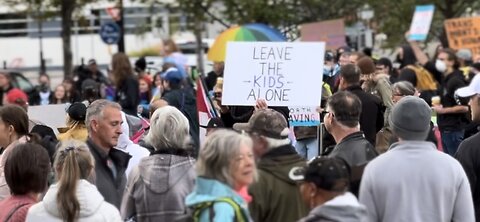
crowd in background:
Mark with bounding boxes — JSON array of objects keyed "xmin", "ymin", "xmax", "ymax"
[{"xmin": 0, "ymin": 31, "xmax": 479, "ymax": 222}]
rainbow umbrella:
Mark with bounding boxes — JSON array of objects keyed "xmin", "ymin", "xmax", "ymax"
[{"xmin": 207, "ymin": 23, "xmax": 286, "ymax": 62}]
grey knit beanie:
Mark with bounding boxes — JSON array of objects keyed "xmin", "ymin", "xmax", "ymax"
[{"xmin": 389, "ymin": 96, "xmax": 431, "ymax": 141}]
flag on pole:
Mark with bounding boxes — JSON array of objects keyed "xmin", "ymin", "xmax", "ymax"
[
  {"xmin": 196, "ymin": 77, "xmax": 217, "ymax": 119},
  {"xmin": 196, "ymin": 76, "xmax": 218, "ymax": 142}
]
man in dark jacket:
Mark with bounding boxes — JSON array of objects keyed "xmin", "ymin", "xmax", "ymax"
[
  {"xmin": 29, "ymin": 73, "xmax": 53, "ymax": 106},
  {"xmin": 85, "ymin": 99, "xmax": 131, "ymax": 209},
  {"xmin": 88, "ymin": 59, "xmax": 108, "ymax": 85},
  {"xmin": 324, "ymin": 91, "xmax": 378, "ymax": 196},
  {"xmin": 158, "ymin": 67, "xmax": 200, "ymax": 151},
  {"xmin": 339, "ymin": 64, "xmax": 384, "ymax": 145},
  {"xmin": 430, "ymin": 49, "xmax": 470, "ymax": 156},
  {"xmin": 455, "ymin": 74, "xmax": 480, "ymax": 221},
  {"xmin": 233, "ymin": 109, "xmax": 308, "ymax": 222}
]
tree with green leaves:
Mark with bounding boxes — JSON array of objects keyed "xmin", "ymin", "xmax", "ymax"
[
  {"xmin": 366, "ymin": 0, "xmax": 480, "ymax": 47},
  {"xmin": 158, "ymin": 0, "xmax": 362, "ymax": 40},
  {"xmin": 3, "ymin": 0, "xmax": 96, "ymax": 78}
]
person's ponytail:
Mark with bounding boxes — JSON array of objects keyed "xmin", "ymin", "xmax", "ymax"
[{"xmin": 56, "ymin": 148, "xmax": 80, "ymax": 222}]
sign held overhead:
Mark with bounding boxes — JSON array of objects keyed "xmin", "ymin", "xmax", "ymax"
[{"xmin": 222, "ymin": 42, "xmax": 325, "ymax": 107}]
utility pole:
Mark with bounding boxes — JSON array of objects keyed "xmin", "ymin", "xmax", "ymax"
[
  {"xmin": 116, "ymin": 0, "xmax": 125, "ymax": 52},
  {"xmin": 194, "ymin": 1, "xmax": 204, "ymax": 76},
  {"xmin": 37, "ymin": 5, "xmax": 46, "ymax": 74}
]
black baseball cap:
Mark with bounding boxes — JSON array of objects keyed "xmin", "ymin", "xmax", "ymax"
[
  {"xmin": 289, "ymin": 157, "xmax": 351, "ymax": 192},
  {"xmin": 200, "ymin": 117, "xmax": 225, "ymax": 129}
]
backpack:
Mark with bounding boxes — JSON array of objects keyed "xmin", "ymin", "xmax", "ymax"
[
  {"xmin": 406, "ymin": 65, "xmax": 438, "ymax": 91},
  {"xmin": 176, "ymin": 197, "xmax": 248, "ymax": 222}
]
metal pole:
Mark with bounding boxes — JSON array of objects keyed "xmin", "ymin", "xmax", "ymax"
[
  {"xmin": 116, "ymin": 0, "xmax": 125, "ymax": 53},
  {"xmin": 74, "ymin": 20, "xmax": 79, "ymax": 65},
  {"xmin": 90, "ymin": 15, "xmax": 95, "ymax": 60},
  {"xmin": 318, "ymin": 123, "xmax": 324, "ymax": 156},
  {"xmin": 37, "ymin": 6, "xmax": 46, "ymax": 74}
]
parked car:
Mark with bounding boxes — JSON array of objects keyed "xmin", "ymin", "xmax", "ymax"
[{"xmin": 9, "ymin": 71, "xmax": 35, "ymax": 98}]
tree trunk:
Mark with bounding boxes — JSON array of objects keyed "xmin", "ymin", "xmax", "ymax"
[{"xmin": 61, "ymin": 0, "xmax": 75, "ymax": 79}]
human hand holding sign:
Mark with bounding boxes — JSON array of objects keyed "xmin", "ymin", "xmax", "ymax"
[
  {"xmin": 405, "ymin": 31, "xmax": 415, "ymax": 43},
  {"xmin": 255, "ymin": 99, "xmax": 268, "ymax": 112}
]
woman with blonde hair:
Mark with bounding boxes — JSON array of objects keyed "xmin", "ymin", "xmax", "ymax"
[
  {"xmin": 111, "ymin": 52, "xmax": 139, "ymax": 116},
  {"xmin": 26, "ymin": 140, "xmax": 121, "ymax": 221},
  {"xmin": 186, "ymin": 129, "xmax": 255, "ymax": 222},
  {"xmin": 58, "ymin": 102, "xmax": 88, "ymax": 142}
]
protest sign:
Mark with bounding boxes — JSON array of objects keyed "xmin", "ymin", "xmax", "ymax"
[
  {"xmin": 222, "ymin": 42, "xmax": 325, "ymax": 107},
  {"xmin": 300, "ymin": 19, "xmax": 346, "ymax": 50},
  {"xmin": 28, "ymin": 104, "xmax": 68, "ymax": 130},
  {"xmin": 445, "ymin": 17, "xmax": 480, "ymax": 55},
  {"xmin": 408, "ymin": 5, "xmax": 435, "ymax": 41},
  {"xmin": 289, "ymin": 107, "xmax": 320, "ymax": 126}
]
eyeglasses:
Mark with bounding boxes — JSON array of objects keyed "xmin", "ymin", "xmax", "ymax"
[{"xmin": 320, "ymin": 110, "xmax": 334, "ymax": 120}]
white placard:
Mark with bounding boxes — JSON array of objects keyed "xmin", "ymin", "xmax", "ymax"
[
  {"xmin": 408, "ymin": 5, "xmax": 435, "ymax": 41},
  {"xmin": 222, "ymin": 42, "xmax": 325, "ymax": 106},
  {"xmin": 28, "ymin": 104, "xmax": 68, "ymax": 129}
]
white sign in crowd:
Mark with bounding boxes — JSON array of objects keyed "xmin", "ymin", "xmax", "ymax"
[{"xmin": 222, "ymin": 42, "xmax": 325, "ymax": 107}]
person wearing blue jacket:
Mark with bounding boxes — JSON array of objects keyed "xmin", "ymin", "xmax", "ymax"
[{"xmin": 186, "ymin": 130, "xmax": 254, "ymax": 222}]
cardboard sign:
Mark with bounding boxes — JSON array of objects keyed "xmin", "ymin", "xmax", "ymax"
[
  {"xmin": 289, "ymin": 107, "xmax": 320, "ymax": 126},
  {"xmin": 300, "ymin": 19, "xmax": 346, "ymax": 50},
  {"xmin": 222, "ymin": 42, "xmax": 325, "ymax": 107},
  {"xmin": 445, "ymin": 17, "xmax": 480, "ymax": 55},
  {"xmin": 408, "ymin": 5, "xmax": 435, "ymax": 41},
  {"xmin": 28, "ymin": 104, "xmax": 68, "ymax": 129}
]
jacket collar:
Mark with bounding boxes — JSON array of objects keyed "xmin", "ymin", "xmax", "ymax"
[
  {"xmin": 87, "ymin": 138, "xmax": 109, "ymax": 160},
  {"xmin": 262, "ymin": 144, "xmax": 297, "ymax": 159},
  {"xmin": 87, "ymin": 138, "xmax": 131, "ymax": 169},
  {"xmin": 338, "ymin": 131, "xmax": 365, "ymax": 144},
  {"xmin": 344, "ymin": 84, "xmax": 362, "ymax": 91},
  {"xmin": 389, "ymin": 140, "xmax": 437, "ymax": 151}
]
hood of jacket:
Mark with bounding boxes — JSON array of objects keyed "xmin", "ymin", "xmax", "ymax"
[
  {"xmin": 304, "ymin": 192, "xmax": 367, "ymax": 222},
  {"xmin": 117, "ymin": 111, "xmax": 132, "ymax": 150},
  {"xmin": 138, "ymin": 152, "xmax": 195, "ymax": 193},
  {"xmin": 185, "ymin": 177, "xmax": 246, "ymax": 207},
  {"xmin": 257, "ymin": 144, "xmax": 306, "ymax": 185},
  {"xmin": 373, "ymin": 73, "xmax": 390, "ymax": 83},
  {"xmin": 42, "ymin": 179, "xmax": 105, "ymax": 218}
]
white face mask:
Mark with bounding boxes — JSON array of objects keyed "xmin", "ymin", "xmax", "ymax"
[{"xmin": 435, "ymin": 59, "xmax": 447, "ymax": 73}]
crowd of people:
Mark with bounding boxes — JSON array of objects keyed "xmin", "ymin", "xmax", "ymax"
[{"xmin": 0, "ymin": 32, "xmax": 479, "ymax": 222}]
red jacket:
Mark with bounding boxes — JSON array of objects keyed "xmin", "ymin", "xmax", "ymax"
[{"xmin": 0, "ymin": 195, "xmax": 36, "ymax": 222}]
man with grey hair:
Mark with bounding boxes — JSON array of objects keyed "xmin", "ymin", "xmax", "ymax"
[
  {"xmin": 233, "ymin": 109, "xmax": 308, "ymax": 222},
  {"xmin": 86, "ymin": 99, "xmax": 131, "ymax": 209},
  {"xmin": 325, "ymin": 91, "xmax": 377, "ymax": 196},
  {"xmin": 359, "ymin": 96, "xmax": 474, "ymax": 222}
]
